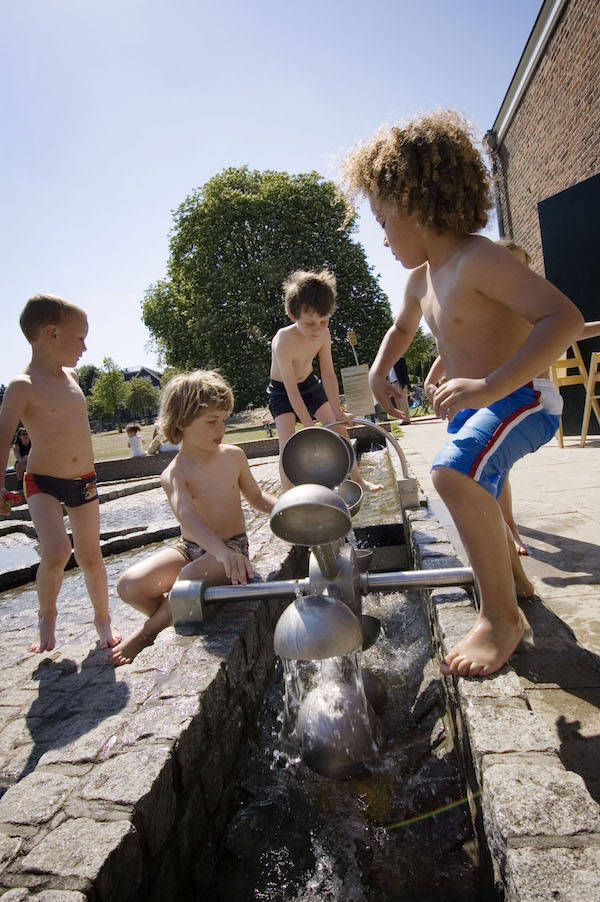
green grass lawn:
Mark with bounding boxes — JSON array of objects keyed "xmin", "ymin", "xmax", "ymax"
[{"xmin": 89, "ymin": 422, "xmax": 276, "ymax": 461}]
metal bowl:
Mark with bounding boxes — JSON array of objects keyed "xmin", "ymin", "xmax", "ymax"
[
  {"xmin": 336, "ymin": 479, "xmax": 363, "ymax": 518},
  {"xmin": 296, "ymin": 681, "xmax": 380, "ymax": 778},
  {"xmin": 270, "ymin": 484, "xmax": 352, "ymax": 546},
  {"xmin": 281, "ymin": 427, "xmax": 352, "ymax": 488},
  {"xmin": 273, "ymin": 593, "xmax": 363, "ymax": 661}
]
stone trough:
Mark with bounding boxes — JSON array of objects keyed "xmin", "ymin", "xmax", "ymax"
[{"xmin": 0, "ymin": 426, "xmax": 597, "ymax": 900}]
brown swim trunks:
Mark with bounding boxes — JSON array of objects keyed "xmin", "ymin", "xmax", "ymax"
[{"xmin": 174, "ymin": 532, "xmax": 249, "ymax": 563}]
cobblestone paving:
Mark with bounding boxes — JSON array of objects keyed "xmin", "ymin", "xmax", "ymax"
[{"xmin": 0, "ymin": 459, "xmax": 283, "ymax": 796}]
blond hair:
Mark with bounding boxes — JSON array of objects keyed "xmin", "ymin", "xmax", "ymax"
[
  {"xmin": 19, "ymin": 294, "xmax": 86, "ymax": 343},
  {"xmin": 495, "ymin": 237, "xmax": 531, "ymax": 265},
  {"xmin": 158, "ymin": 370, "xmax": 234, "ymax": 444},
  {"xmin": 283, "ymin": 269, "xmax": 337, "ymax": 319},
  {"xmin": 341, "ymin": 110, "xmax": 491, "ymax": 233}
]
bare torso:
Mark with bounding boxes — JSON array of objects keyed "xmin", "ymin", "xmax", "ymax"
[
  {"xmin": 270, "ymin": 324, "xmax": 325, "ymax": 382},
  {"xmin": 415, "ymin": 242, "xmax": 535, "ymax": 382},
  {"xmin": 164, "ymin": 444, "xmax": 246, "ymax": 542},
  {"xmin": 19, "ymin": 367, "xmax": 95, "ymax": 478}
]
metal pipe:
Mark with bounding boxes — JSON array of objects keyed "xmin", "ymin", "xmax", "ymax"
[
  {"xmin": 178, "ymin": 566, "xmax": 473, "ymax": 607},
  {"xmin": 350, "ymin": 417, "xmax": 411, "ymax": 479},
  {"xmin": 201, "ymin": 577, "xmax": 310, "ymax": 603},
  {"xmin": 311, "ymin": 543, "xmax": 340, "ymax": 581},
  {"xmin": 322, "ymin": 417, "xmax": 410, "ymax": 479},
  {"xmin": 361, "ymin": 567, "xmax": 473, "ymax": 593}
]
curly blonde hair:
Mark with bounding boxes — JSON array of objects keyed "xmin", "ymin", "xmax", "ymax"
[
  {"xmin": 341, "ymin": 110, "xmax": 492, "ymax": 233},
  {"xmin": 158, "ymin": 370, "xmax": 234, "ymax": 444},
  {"xmin": 283, "ymin": 269, "xmax": 337, "ymax": 319}
]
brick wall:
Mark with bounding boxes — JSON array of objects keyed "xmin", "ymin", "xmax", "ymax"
[{"xmin": 491, "ymin": 0, "xmax": 600, "ymax": 273}]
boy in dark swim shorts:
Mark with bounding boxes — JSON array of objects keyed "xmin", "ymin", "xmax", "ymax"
[
  {"xmin": 268, "ymin": 269, "xmax": 382, "ymax": 493},
  {"xmin": 0, "ymin": 294, "xmax": 121, "ymax": 653},
  {"xmin": 108, "ymin": 370, "xmax": 276, "ymax": 666}
]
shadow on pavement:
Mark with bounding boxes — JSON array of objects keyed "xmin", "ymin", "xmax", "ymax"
[
  {"xmin": 512, "ymin": 595, "xmax": 600, "ymax": 803},
  {"xmin": 21, "ymin": 649, "xmax": 129, "ymax": 781}
]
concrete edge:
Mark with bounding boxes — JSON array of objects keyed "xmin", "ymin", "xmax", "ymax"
[
  {"xmin": 396, "ymin": 462, "xmax": 600, "ymax": 901},
  {"xmin": 0, "ymin": 588, "xmax": 290, "ymax": 900}
]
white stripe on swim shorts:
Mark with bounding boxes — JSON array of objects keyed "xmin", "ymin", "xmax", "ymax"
[{"xmin": 471, "ymin": 397, "xmax": 542, "ymax": 484}]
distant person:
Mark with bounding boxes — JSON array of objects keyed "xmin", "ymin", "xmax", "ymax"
[
  {"xmin": 0, "ymin": 294, "xmax": 121, "ymax": 653},
  {"xmin": 108, "ymin": 370, "xmax": 276, "ymax": 666},
  {"xmin": 126, "ymin": 422, "xmax": 147, "ymax": 457},
  {"xmin": 262, "ymin": 415, "xmax": 274, "ymax": 438},
  {"xmin": 147, "ymin": 422, "xmax": 180, "ymax": 454},
  {"xmin": 12, "ymin": 426, "xmax": 31, "ymax": 491},
  {"xmin": 388, "ymin": 357, "xmax": 411, "ymax": 424},
  {"xmin": 267, "ymin": 268, "xmax": 383, "ymax": 492},
  {"xmin": 342, "ymin": 110, "xmax": 583, "ymax": 677}
]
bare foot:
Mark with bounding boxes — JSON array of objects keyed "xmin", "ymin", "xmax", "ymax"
[
  {"xmin": 106, "ymin": 627, "xmax": 153, "ymax": 667},
  {"xmin": 95, "ymin": 618, "xmax": 122, "ymax": 650},
  {"xmin": 440, "ymin": 609, "xmax": 526, "ymax": 678},
  {"xmin": 357, "ymin": 479, "xmax": 384, "ymax": 493},
  {"xmin": 508, "ymin": 524, "xmax": 528, "ymax": 555},
  {"xmin": 514, "ymin": 573, "xmax": 535, "ymax": 601},
  {"xmin": 31, "ymin": 617, "xmax": 57, "ymax": 653}
]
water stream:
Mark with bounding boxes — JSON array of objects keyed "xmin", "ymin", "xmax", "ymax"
[{"xmin": 205, "ymin": 451, "xmax": 496, "ymax": 901}]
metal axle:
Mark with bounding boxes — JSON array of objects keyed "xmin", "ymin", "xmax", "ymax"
[{"xmin": 169, "ymin": 565, "xmax": 474, "ymax": 632}]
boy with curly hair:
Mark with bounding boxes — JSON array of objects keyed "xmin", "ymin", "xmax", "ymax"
[
  {"xmin": 268, "ymin": 268, "xmax": 382, "ymax": 492},
  {"xmin": 342, "ymin": 110, "xmax": 583, "ymax": 678},
  {"xmin": 108, "ymin": 370, "xmax": 276, "ymax": 666}
]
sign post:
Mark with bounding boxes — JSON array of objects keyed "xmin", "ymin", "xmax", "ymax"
[{"xmin": 341, "ymin": 364, "xmax": 375, "ymax": 417}]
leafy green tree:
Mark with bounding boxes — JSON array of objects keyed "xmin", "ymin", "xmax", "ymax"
[
  {"xmin": 142, "ymin": 167, "xmax": 393, "ymax": 410},
  {"xmin": 160, "ymin": 366, "xmax": 181, "ymax": 388},
  {"xmin": 405, "ymin": 326, "xmax": 437, "ymax": 381},
  {"xmin": 88, "ymin": 358, "xmax": 128, "ymax": 431},
  {"xmin": 77, "ymin": 364, "xmax": 99, "ymax": 396},
  {"xmin": 126, "ymin": 378, "xmax": 160, "ymax": 419}
]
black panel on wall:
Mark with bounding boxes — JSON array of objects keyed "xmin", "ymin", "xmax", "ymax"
[{"xmin": 538, "ymin": 173, "xmax": 600, "ymax": 435}]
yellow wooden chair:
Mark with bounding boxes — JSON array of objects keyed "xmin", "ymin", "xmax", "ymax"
[
  {"xmin": 550, "ymin": 343, "xmax": 600, "ymax": 447},
  {"xmin": 580, "ymin": 351, "xmax": 600, "ymax": 447}
]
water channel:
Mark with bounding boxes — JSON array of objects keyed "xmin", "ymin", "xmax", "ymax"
[{"xmin": 205, "ymin": 450, "xmax": 496, "ymax": 901}]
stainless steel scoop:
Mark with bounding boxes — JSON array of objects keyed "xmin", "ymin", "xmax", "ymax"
[
  {"xmin": 273, "ymin": 593, "xmax": 363, "ymax": 661},
  {"xmin": 335, "ymin": 479, "xmax": 363, "ymax": 518},
  {"xmin": 281, "ymin": 427, "xmax": 353, "ymax": 488},
  {"xmin": 269, "ymin": 483, "xmax": 352, "ymax": 546}
]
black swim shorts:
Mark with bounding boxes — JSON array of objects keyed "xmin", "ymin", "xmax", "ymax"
[
  {"xmin": 24, "ymin": 472, "xmax": 99, "ymax": 507},
  {"xmin": 266, "ymin": 373, "xmax": 329, "ymax": 420}
]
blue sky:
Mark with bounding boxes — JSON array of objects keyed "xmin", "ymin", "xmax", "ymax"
[{"xmin": 1, "ymin": 0, "xmax": 542, "ymax": 385}]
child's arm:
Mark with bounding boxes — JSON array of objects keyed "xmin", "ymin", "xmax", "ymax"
[
  {"xmin": 162, "ymin": 468, "xmax": 254, "ymax": 585},
  {"xmin": 369, "ymin": 271, "xmax": 424, "ymax": 417},
  {"xmin": 317, "ymin": 332, "xmax": 353, "ymax": 425},
  {"xmin": 423, "ymin": 356, "xmax": 446, "ymax": 401},
  {"xmin": 271, "ymin": 333, "xmax": 314, "ymax": 427},
  {"xmin": 433, "ymin": 243, "xmax": 584, "ymax": 419},
  {"xmin": 237, "ymin": 451, "xmax": 277, "ymax": 514},
  {"xmin": 0, "ymin": 378, "xmax": 29, "ymax": 500}
]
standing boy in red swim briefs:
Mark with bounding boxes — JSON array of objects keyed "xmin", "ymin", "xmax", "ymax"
[{"xmin": 0, "ymin": 294, "xmax": 121, "ymax": 653}]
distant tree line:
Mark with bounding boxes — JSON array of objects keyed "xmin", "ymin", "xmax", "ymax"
[{"xmin": 78, "ymin": 359, "xmax": 161, "ymax": 432}]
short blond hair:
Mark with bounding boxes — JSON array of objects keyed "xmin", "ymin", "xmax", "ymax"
[
  {"xmin": 496, "ymin": 237, "xmax": 531, "ymax": 265},
  {"xmin": 341, "ymin": 110, "xmax": 491, "ymax": 233},
  {"xmin": 158, "ymin": 370, "xmax": 234, "ymax": 444},
  {"xmin": 19, "ymin": 294, "xmax": 86, "ymax": 343},
  {"xmin": 283, "ymin": 269, "xmax": 337, "ymax": 319}
]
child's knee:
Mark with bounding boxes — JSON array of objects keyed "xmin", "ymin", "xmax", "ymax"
[
  {"xmin": 41, "ymin": 539, "xmax": 72, "ymax": 570},
  {"xmin": 74, "ymin": 545, "xmax": 104, "ymax": 572},
  {"xmin": 117, "ymin": 570, "xmax": 141, "ymax": 603}
]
